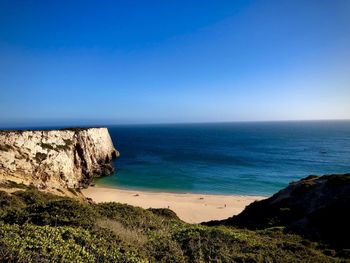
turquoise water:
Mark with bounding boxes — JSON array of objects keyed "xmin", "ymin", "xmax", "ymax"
[{"xmin": 95, "ymin": 121, "xmax": 350, "ymax": 196}]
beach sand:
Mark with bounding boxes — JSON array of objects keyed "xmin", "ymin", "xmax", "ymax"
[{"xmin": 82, "ymin": 186, "xmax": 267, "ymax": 223}]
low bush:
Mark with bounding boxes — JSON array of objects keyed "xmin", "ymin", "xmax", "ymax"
[{"xmin": 0, "ymin": 188, "xmax": 346, "ymax": 262}]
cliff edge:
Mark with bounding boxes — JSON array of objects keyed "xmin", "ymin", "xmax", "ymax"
[{"xmin": 0, "ymin": 128, "xmax": 119, "ymax": 189}]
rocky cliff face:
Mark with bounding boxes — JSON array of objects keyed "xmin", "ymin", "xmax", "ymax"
[{"xmin": 0, "ymin": 128, "xmax": 119, "ymax": 189}]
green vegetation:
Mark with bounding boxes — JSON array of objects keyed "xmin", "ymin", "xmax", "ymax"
[
  {"xmin": 0, "ymin": 186, "xmax": 346, "ymax": 262},
  {"xmin": 67, "ymin": 187, "xmax": 78, "ymax": 196},
  {"xmin": 56, "ymin": 142, "xmax": 72, "ymax": 151},
  {"xmin": 0, "ymin": 223, "xmax": 144, "ymax": 263},
  {"xmin": 40, "ymin": 143, "xmax": 55, "ymax": 151},
  {"xmin": 206, "ymin": 174, "xmax": 350, "ymax": 253},
  {"xmin": 291, "ymin": 179, "xmax": 316, "ymax": 195},
  {"xmin": 40, "ymin": 140, "xmax": 73, "ymax": 152},
  {"xmin": 325, "ymin": 174, "xmax": 350, "ymax": 187},
  {"xmin": 0, "ymin": 180, "xmax": 28, "ymax": 190}
]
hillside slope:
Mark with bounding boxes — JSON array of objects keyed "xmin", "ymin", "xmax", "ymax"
[
  {"xmin": 0, "ymin": 182, "xmax": 345, "ymax": 262},
  {"xmin": 204, "ymin": 174, "xmax": 350, "ymax": 249}
]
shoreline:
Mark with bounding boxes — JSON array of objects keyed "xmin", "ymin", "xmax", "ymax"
[
  {"xmin": 92, "ymin": 181, "xmax": 269, "ymax": 196},
  {"xmin": 82, "ymin": 186, "xmax": 267, "ymax": 223}
]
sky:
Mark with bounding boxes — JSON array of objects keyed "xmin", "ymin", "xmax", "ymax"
[{"xmin": 0, "ymin": 0, "xmax": 349, "ymax": 126}]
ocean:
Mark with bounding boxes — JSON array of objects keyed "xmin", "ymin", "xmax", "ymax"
[{"xmin": 95, "ymin": 120, "xmax": 350, "ymax": 196}]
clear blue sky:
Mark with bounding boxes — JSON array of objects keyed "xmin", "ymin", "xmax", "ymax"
[{"xmin": 0, "ymin": 0, "xmax": 349, "ymax": 126}]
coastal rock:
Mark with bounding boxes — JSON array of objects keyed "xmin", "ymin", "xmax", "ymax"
[
  {"xmin": 204, "ymin": 173, "xmax": 350, "ymax": 248},
  {"xmin": 0, "ymin": 128, "xmax": 119, "ymax": 189}
]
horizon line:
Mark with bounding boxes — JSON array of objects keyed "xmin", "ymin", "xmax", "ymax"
[{"xmin": 1, "ymin": 118, "xmax": 350, "ymax": 129}]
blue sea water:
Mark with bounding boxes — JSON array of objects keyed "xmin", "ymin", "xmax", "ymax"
[{"xmin": 95, "ymin": 121, "xmax": 350, "ymax": 196}]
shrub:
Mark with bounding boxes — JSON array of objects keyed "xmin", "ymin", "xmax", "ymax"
[
  {"xmin": 0, "ymin": 189, "xmax": 345, "ymax": 262},
  {"xmin": 326, "ymin": 174, "xmax": 350, "ymax": 187},
  {"xmin": 0, "ymin": 223, "xmax": 144, "ymax": 263}
]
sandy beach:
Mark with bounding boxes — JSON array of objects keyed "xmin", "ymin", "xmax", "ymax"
[{"xmin": 82, "ymin": 186, "xmax": 267, "ymax": 223}]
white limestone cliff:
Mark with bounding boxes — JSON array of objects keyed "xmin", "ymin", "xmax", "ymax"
[{"xmin": 0, "ymin": 128, "xmax": 119, "ymax": 189}]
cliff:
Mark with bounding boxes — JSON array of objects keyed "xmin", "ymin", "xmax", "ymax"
[
  {"xmin": 204, "ymin": 174, "xmax": 350, "ymax": 249},
  {"xmin": 0, "ymin": 128, "xmax": 119, "ymax": 189}
]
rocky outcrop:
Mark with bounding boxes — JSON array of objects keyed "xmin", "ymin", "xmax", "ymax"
[
  {"xmin": 204, "ymin": 174, "xmax": 350, "ymax": 248},
  {"xmin": 0, "ymin": 128, "xmax": 119, "ymax": 189}
]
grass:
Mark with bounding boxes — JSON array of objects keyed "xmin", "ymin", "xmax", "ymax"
[
  {"xmin": 67, "ymin": 187, "xmax": 78, "ymax": 196},
  {"xmin": 0, "ymin": 180, "xmax": 29, "ymax": 190},
  {"xmin": 96, "ymin": 218, "xmax": 148, "ymax": 247},
  {"xmin": 0, "ymin": 187, "xmax": 347, "ymax": 262}
]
